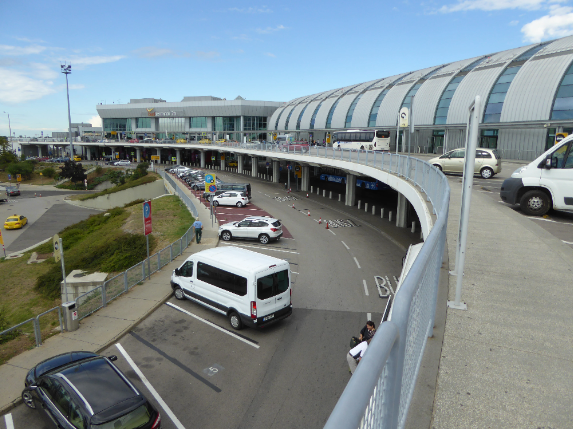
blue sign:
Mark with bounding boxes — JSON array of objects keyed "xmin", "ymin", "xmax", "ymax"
[
  {"xmin": 266, "ymin": 162, "xmax": 270, "ymax": 167},
  {"xmin": 287, "ymin": 164, "xmax": 292, "ymax": 170},
  {"xmin": 143, "ymin": 201, "xmax": 151, "ymax": 219},
  {"xmin": 279, "ymin": 166, "xmax": 283, "ymax": 171},
  {"xmin": 7, "ymin": 174, "xmax": 11, "ymax": 181},
  {"xmin": 205, "ymin": 174, "xmax": 216, "ymax": 184}
]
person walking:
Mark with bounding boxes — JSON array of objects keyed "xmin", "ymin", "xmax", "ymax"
[
  {"xmin": 193, "ymin": 217, "xmax": 203, "ymax": 244},
  {"xmin": 347, "ymin": 338, "xmax": 371, "ymax": 374}
]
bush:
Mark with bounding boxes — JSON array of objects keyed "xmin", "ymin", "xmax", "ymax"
[
  {"xmin": 42, "ymin": 167, "xmax": 56, "ymax": 178},
  {"xmin": 7, "ymin": 161, "xmax": 35, "ymax": 180},
  {"xmin": 95, "ymin": 166, "xmax": 103, "ymax": 175}
]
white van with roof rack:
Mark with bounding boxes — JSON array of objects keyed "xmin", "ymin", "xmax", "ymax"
[{"xmin": 170, "ymin": 247, "xmax": 292, "ymax": 329}]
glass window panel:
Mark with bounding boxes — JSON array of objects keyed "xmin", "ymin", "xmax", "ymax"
[
  {"xmin": 491, "ymin": 82, "xmax": 511, "ymax": 93},
  {"xmin": 488, "ymin": 92, "xmax": 507, "ymax": 104},
  {"xmin": 561, "ymin": 75, "xmax": 573, "ymax": 86},
  {"xmin": 485, "ymin": 103, "xmax": 504, "ymax": 114},
  {"xmin": 442, "ymin": 89, "xmax": 456, "ymax": 99},
  {"xmin": 438, "ymin": 98, "xmax": 451, "ymax": 108},
  {"xmin": 496, "ymin": 74, "xmax": 516, "ymax": 84},
  {"xmin": 553, "ymin": 97, "xmax": 573, "ymax": 111},
  {"xmin": 446, "ymin": 82, "xmax": 460, "ymax": 91},
  {"xmin": 436, "ymin": 107, "xmax": 449, "ymax": 117},
  {"xmin": 483, "ymin": 113, "xmax": 501, "ymax": 123},
  {"xmin": 503, "ymin": 66, "xmax": 520, "ymax": 75},
  {"xmin": 557, "ymin": 85, "xmax": 573, "ymax": 98},
  {"xmin": 434, "ymin": 116, "xmax": 447, "ymax": 125},
  {"xmin": 551, "ymin": 109, "xmax": 573, "ymax": 120}
]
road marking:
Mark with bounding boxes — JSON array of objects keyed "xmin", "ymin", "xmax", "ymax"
[
  {"xmin": 354, "ymin": 257, "xmax": 361, "ymax": 269},
  {"xmin": 166, "ymin": 302, "xmax": 260, "ymax": 349},
  {"xmin": 292, "ymin": 271, "xmax": 299, "ymax": 274},
  {"xmin": 367, "ymin": 313, "xmax": 372, "ymax": 321},
  {"xmin": 328, "ymin": 229, "xmax": 336, "ymax": 235},
  {"xmin": 341, "ymin": 241, "xmax": 350, "ymax": 250},
  {"xmin": 527, "ymin": 217, "xmax": 573, "ymax": 226},
  {"xmin": 4, "ymin": 414, "xmax": 14, "ymax": 429},
  {"xmin": 115, "ymin": 343, "xmax": 186, "ymax": 429},
  {"xmin": 563, "ymin": 240, "xmax": 573, "ymax": 245},
  {"xmin": 220, "ymin": 242, "xmax": 300, "ymax": 254},
  {"xmin": 363, "ymin": 279, "xmax": 369, "ymax": 296}
]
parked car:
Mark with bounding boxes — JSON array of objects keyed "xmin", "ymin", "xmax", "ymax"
[
  {"xmin": 142, "ymin": 138, "xmax": 154, "ymax": 143},
  {"xmin": 4, "ymin": 214, "xmax": 28, "ymax": 229},
  {"xmin": 228, "ymin": 160, "xmax": 238, "ymax": 167},
  {"xmin": 128, "ymin": 138, "xmax": 140, "ymax": 143},
  {"xmin": 219, "ymin": 216, "xmax": 283, "ymax": 244},
  {"xmin": 429, "ymin": 148, "xmax": 501, "ymax": 179},
  {"xmin": 202, "ymin": 182, "xmax": 251, "ymax": 199},
  {"xmin": 192, "ymin": 178, "xmax": 222, "ymax": 191},
  {"xmin": 211, "ymin": 191, "xmax": 249, "ymax": 207},
  {"xmin": 114, "ymin": 160, "xmax": 131, "ymax": 166},
  {"xmin": 22, "ymin": 351, "xmax": 161, "ymax": 429},
  {"xmin": 176, "ymin": 138, "xmax": 187, "ymax": 143},
  {"xmin": 5, "ymin": 186, "xmax": 20, "ymax": 196},
  {"xmin": 198, "ymin": 139, "xmax": 212, "ymax": 144},
  {"xmin": 73, "ymin": 156, "xmax": 82, "ymax": 161}
]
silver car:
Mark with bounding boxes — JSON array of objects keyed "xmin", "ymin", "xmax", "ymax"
[{"xmin": 219, "ymin": 216, "xmax": 283, "ymax": 244}]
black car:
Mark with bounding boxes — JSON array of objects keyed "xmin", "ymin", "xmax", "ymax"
[
  {"xmin": 6, "ymin": 186, "xmax": 20, "ymax": 196},
  {"xmin": 22, "ymin": 351, "xmax": 161, "ymax": 429}
]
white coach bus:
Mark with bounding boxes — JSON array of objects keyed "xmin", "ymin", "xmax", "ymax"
[{"xmin": 332, "ymin": 130, "xmax": 391, "ymax": 151}]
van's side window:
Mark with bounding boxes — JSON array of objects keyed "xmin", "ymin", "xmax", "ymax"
[
  {"xmin": 563, "ymin": 143, "xmax": 573, "ymax": 168},
  {"xmin": 197, "ymin": 262, "xmax": 247, "ymax": 296},
  {"xmin": 180, "ymin": 261, "xmax": 193, "ymax": 277},
  {"xmin": 257, "ymin": 270, "xmax": 289, "ymax": 300},
  {"xmin": 552, "ymin": 143, "xmax": 569, "ymax": 168}
]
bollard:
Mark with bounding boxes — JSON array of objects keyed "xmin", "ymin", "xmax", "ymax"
[
  {"xmin": 372, "ymin": 205, "xmax": 375, "ymax": 215},
  {"xmin": 339, "ymin": 194, "xmax": 341, "ymax": 202},
  {"xmin": 323, "ymin": 190, "xmax": 326, "ymax": 197},
  {"xmin": 329, "ymin": 191, "xmax": 332, "ymax": 199},
  {"xmin": 311, "ymin": 186, "xmax": 314, "ymax": 193},
  {"xmin": 381, "ymin": 208, "xmax": 384, "ymax": 219},
  {"xmin": 411, "ymin": 221, "xmax": 416, "ymax": 233},
  {"xmin": 389, "ymin": 211, "xmax": 393, "ymax": 222},
  {"xmin": 317, "ymin": 188, "xmax": 320, "ymax": 195},
  {"xmin": 365, "ymin": 202, "xmax": 368, "ymax": 212},
  {"xmin": 358, "ymin": 200, "xmax": 361, "ymax": 210}
]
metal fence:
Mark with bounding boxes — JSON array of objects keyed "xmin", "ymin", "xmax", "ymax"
[{"xmin": 158, "ymin": 168, "xmax": 199, "ymax": 217}]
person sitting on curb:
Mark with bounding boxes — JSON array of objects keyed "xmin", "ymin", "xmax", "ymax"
[
  {"xmin": 347, "ymin": 338, "xmax": 372, "ymax": 374},
  {"xmin": 193, "ymin": 217, "xmax": 203, "ymax": 244}
]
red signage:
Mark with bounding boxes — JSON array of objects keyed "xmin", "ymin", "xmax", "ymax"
[{"xmin": 143, "ymin": 201, "xmax": 152, "ymax": 236}]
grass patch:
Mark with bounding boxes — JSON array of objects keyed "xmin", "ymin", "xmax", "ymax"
[
  {"xmin": 0, "ymin": 194, "xmax": 193, "ymax": 365},
  {"xmin": 71, "ymin": 173, "xmax": 159, "ymax": 201}
]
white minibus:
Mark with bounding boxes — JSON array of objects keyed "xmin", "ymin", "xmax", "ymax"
[{"xmin": 170, "ymin": 247, "xmax": 292, "ymax": 329}]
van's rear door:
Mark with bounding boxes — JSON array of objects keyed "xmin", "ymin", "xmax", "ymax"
[{"xmin": 255, "ymin": 267, "xmax": 290, "ymax": 322}]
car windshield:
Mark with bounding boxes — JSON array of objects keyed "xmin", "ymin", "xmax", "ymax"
[
  {"xmin": 91, "ymin": 404, "xmax": 152, "ymax": 429},
  {"xmin": 6, "ymin": 217, "xmax": 18, "ymax": 222}
]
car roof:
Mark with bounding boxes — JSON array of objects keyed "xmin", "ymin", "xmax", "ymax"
[
  {"xmin": 243, "ymin": 216, "xmax": 276, "ymax": 221},
  {"xmin": 191, "ymin": 247, "xmax": 287, "ymax": 272},
  {"xmin": 58, "ymin": 357, "xmax": 139, "ymax": 414},
  {"xmin": 35, "ymin": 351, "xmax": 98, "ymax": 377}
]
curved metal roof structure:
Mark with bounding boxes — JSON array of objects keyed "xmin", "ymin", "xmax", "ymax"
[{"xmin": 269, "ymin": 35, "xmax": 573, "ymax": 160}]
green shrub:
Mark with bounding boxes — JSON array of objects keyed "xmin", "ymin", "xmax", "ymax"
[
  {"xmin": 95, "ymin": 166, "xmax": 103, "ymax": 175},
  {"xmin": 42, "ymin": 167, "xmax": 56, "ymax": 178},
  {"xmin": 7, "ymin": 161, "xmax": 35, "ymax": 180}
]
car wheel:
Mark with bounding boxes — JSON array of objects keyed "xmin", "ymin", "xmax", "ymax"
[
  {"xmin": 221, "ymin": 231, "xmax": 232, "ymax": 241},
  {"xmin": 213, "ymin": 201, "xmax": 219, "ymax": 207},
  {"xmin": 480, "ymin": 167, "xmax": 494, "ymax": 179},
  {"xmin": 173, "ymin": 286, "xmax": 185, "ymax": 300},
  {"xmin": 433, "ymin": 164, "xmax": 442, "ymax": 172},
  {"xmin": 259, "ymin": 234, "xmax": 270, "ymax": 244},
  {"xmin": 520, "ymin": 190, "xmax": 550, "ymax": 216},
  {"xmin": 236, "ymin": 202, "xmax": 243, "ymax": 208},
  {"xmin": 22, "ymin": 390, "xmax": 36, "ymax": 409},
  {"xmin": 228, "ymin": 311, "xmax": 243, "ymax": 330}
]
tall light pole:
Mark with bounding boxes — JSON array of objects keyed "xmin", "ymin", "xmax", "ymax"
[
  {"xmin": 3, "ymin": 111, "xmax": 12, "ymax": 152},
  {"xmin": 61, "ymin": 64, "xmax": 74, "ymax": 159}
]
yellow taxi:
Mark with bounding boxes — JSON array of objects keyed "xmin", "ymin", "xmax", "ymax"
[
  {"xmin": 176, "ymin": 138, "xmax": 187, "ymax": 143},
  {"xmin": 4, "ymin": 214, "xmax": 28, "ymax": 229},
  {"xmin": 198, "ymin": 139, "xmax": 212, "ymax": 144},
  {"xmin": 216, "ymin": 139, "xmax": 227, "ymax": 144},
  {"xmin": 73, "ymin": 156, "xmax": 82, "ymax": 161},
  {"xmin": 228, "ymin": 160, "xmax": 238, "ymax": 167}
]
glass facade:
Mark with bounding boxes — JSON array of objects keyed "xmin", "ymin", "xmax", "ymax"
[
  {"xmin": 214, "ymin": 116, "xmax": 240, "ymax": 132},
  {"xmin": 401, "ymin": 83, "xmax": 422, "ymax": 111},
  {"xmin": 284, "ymin": 108, "xmax": 296, "ymax": 130},
  {"xmin": 103, "ymin": 118, "xmax": 131, "ymax": 132},
  {"xmin": 309, "ymin": 102, "xmax": 324, "ymax": 129},
  {"xmin": 137, "ymin": 118, "xmax": 151, "ymax": 128},
  {"xmin": 296, "ymin": 106, "xmax": 308, "ymax": 130},
  {"xmin": 190, "ymin": 117, "xmax": 207, "ymax": 128},
  {"xmin": 275, "ymin": 108, "xmax": 286, "ymax": 130},
  {"xmin": 244, "ymin": 116, "xmax": 267, "ymax": 131},
  {"xmin": 158, "ymin": 117, "xmax": 185, "ymax": 132},
  {"xmin": 345, "ymin": 94, "xmax": 363, "ymax": 128},
  {"xmin": 551, "ymin": 61, "xmax": 573, "ymax": 120},
  {"xmin": 325, "ymin": 99, "xmax": 340, "ymax": 129},
  {"xmin": 368, "ymin": 88, "xmax": 391, "ymax": 127},
  {"xmin": 480, "ymin": 129, "xmax": 499, "ymax": 148},
  {"xmin": 434, "ymin": 76, "xmax": 463, "ymax": 125}
]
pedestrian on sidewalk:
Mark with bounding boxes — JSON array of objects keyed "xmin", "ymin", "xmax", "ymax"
[
  {"xmin": 347, "ymin": 338, "xmax": 371, "ymax": 374},
  {"xmin": 193, "ymin": 217, "xmax": 203, "ymax": 244}
]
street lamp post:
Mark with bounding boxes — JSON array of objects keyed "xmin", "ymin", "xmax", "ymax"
[
  {"xmin": 61, "ymin": 64, "xmax": 74, "ymax": 159},
  {"xmin": 3, "ymin": 111, "xmax": 12, "ymax": 152}
]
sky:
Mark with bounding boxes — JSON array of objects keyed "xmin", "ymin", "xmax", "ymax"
[{"xmin": 2, "ymin": 0, "xmax": 573, "ymax": 138}]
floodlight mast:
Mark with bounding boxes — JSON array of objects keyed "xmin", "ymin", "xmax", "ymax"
[{"xmin": 61, "ymin": 64, "xmax": 74, "ymax": 159}]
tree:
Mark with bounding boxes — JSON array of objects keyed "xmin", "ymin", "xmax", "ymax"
[
  {"xmin": 0, "ymin": 136, "xmax": 9, "ymax": 153},
  {"xmin": 7, "ymin": 161, "xmax": 34, "ymax": 180},
  {"xmin": 59, "ymin": 161, "xmax": 86, "ymax": 184}
]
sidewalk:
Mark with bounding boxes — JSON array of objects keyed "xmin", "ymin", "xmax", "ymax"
[{"xmin": 0, "ymin": 180, "xmax": 220, "ymax": 414}]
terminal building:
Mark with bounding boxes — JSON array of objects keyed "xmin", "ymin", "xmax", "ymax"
[
  {"xmin": 95, "ymin": 96, "xmax": 283, "ymax": 143},
  {"xmin": 269, "ymin": 35, "xmax": 573, "ymax": 160}
]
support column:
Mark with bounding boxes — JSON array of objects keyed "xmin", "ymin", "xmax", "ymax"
[
  {"xmin": 272, "ymin": 160, "xmax": 280, "ymax": 183},
  {"xmin": 301, "ymin": 165, "xmax": 310, "ymax": 191},
  {"xmin": 238, "ymin": 155, "xmax": 244, "ymax": 172},
  {"xmin": 251, "ymin": 156, "xmax": 258, "ymax": 177},
  {"xmin": 38, "ymin": 145, "xmax": 42, "ymax": 157},
  {"xmin": 220, "ymin": 153, "xmax": 226, "ymax": 170},
  {"xmin": 176, "ymin": 149, "xmax": 181, "ymax": 165},
  {"xmin": 110, "ymin": 147, "xmax": 116, "ymax": 162},
  {"xmin": 86, "ymin": 148, "xmax": 92, "ymax": 161},
  {"xmin": 136, "ymin": 148, "xmax": 141, "ymax": 163},
  {"xmin": 200, "ymin": 150, "xmax": 205, "ymax": 168},
  {"xmin": 156, "ymin": 147, "xmax": 161, "ymax": 164},
  {"xmin": 345, "ymin": 174, "xmax": 356, "ymax": 206},
  {"xmin": 396, "ymin": 192, "xmax": 407, "ymax": 228}
]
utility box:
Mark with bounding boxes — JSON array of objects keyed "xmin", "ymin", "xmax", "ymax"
[{"xmin": 62, "ymin": 302, "xmax": 79, "ymax": 332}]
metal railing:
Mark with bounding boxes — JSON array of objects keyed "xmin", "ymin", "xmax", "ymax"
[
  {"xmin": 75, "ymin": 227, "xmax": 195, "ymax": 321},
  {"xmin": 158, "ymin": 169, "xmax": 199, "ymax": 217}
]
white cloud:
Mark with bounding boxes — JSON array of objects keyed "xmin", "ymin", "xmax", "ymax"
[
  {"xmin": 64, "ymin": 55, "xmax": 125, "ymax": 68},
  {"xmin": 133, "ymin": 46, "xmax": 187, "ymax": 58},
  {"xmin": 0, "ymin": 67, "xmax": 56, "ymax": 103},
  {"xmin": 29, "ymin": 62, "xmax": 59, "ymax": 80},
  {"xmin": 0, "ymin": 44, "xmax": 47, "ymax": 55},
  {"xmin": 510, "ymin": 20, "xmax": 519, "ymax": 25},
  {"xmin": 88, "ymin": 115, "xmax": 102, "ymax": 127},
  {"xmin": 256, "ymin": 25, "xmax": 287, "ymax": 34},
  {"xmin": 264, "ymin": 52, "xmax": 276, "ymax": 57},
  {"xmin": 232, "ymin": 34, "xmax": 252, "ymax": 41},
  {"xmin": 195, "ymin": 51, "xmax": 221, "ymax": 61},
  {"xmin": 440, "ymin": 0, "xmax": 550, "ymax": 13},
  {"xmin": 228, "ymin": 6, "xmax": 272, "ymax": 13},
  {"xmin": 522, "ymin": 5, "xmax": 573, "ymax": 41}
]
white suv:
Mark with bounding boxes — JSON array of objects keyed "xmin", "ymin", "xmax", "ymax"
[
  {"xmin": 212, "ymin": 191, "xmax": 249, "ymax": 207},
  {"xmin": 219, "ymin": 216, "xmax": 283, "ymax": 244}
]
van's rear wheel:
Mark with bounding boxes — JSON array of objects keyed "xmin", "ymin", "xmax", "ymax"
[
  {"xmin": 259, "ymin": 234, "xmax": 270, "ymax": 244},
  {"xmin": 173, "ymin": 286, "xmax": 185, "ymax": 300},
  {"xmin": 228, "ymin": 311, "xmax": 243, "ymax": 330},
  {"xmin": 520, "ymin": 190, "xmax": 550, "ymax": 216}
]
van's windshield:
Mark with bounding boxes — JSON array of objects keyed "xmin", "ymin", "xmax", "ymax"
[{"xmin": 257, "ymin": 270, "xmax": 289, "ymax": 300}]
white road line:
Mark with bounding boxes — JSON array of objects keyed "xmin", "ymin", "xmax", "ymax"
[
  {"xmin": 4, "ymin": 414, "xmax": 14, "ymax": 429},
  {"xmin": 528, "ymin": 216, "xmax": 573, "ymax": 226},
  {"xmin": 341, "ymin": 241, "xmax": 350, "ymax": 250},
  {"xmin": 563, "ymin": 240, "xmax": 573, "ymax": 245},
  {"xmin": 363, "ymin": 280, "xmax": 369, "ymax": 296},
  {"xmin": 328, "ymin": 229, "xmax": 336, "ymax": 235},
  {"xmin": 354, "ymin": 257, "xmax": 361, "ymax": 269},
  {"xmin": 220, "ymin": 242, "xmax": 300, "ymax": 254},
  {"xmin": 115, "ymin": 343, "xmax": 186, "ymax": 429},
  {"xmin": 292, "ymin": 271, "xmax": 299, "ymax": 274},
  {"xmin": 166, "ymin": 302, "xmax": 260, "ymax": 349}
]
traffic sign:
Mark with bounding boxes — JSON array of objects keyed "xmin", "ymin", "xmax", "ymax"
[
  {"xmin": 399, "ymin": 107, "xmax": 409, "ymax": 128},
  {"xmin": 53, "ymin": 234, "xmax": 61, "ymax": 262},
  {"xmin": 172, "ymin": 157, "xmax": 177, "ymax": 162},
  {"xmin": 16, "ymin": 174, "xmax": 21, "ymax": 182},
  {"xmin": 266, "ymin": 162, "xmax": 270, "ymax": 167},
  {"xmin": 287, "ymin": 164, "xmax": 292, "ymax": 170},
  {"xmin": 151, "ymin": 155, "xmax": 160, "ymax": 161},
  {"xmin": 205, "ymin": 173, "xmax": 217, "ymax": 193},
  {"xmin": 211, "ymin": 156, "xmax": 215, "ymax": 161},
  {"xmin": 143, "ymin": 201, "xmax": 152, "ymax": 236},
  {"xmin": 555, "ymin": 132, "xmax": 568, "ymax": 145},
  {"xmin": 7, "ymin": 174, "xmax": 11, "ymax": 181}
]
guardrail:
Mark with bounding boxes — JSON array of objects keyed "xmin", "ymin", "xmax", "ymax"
[{"xmin": 157, "ymin": 169, "xmax": 199, "ymax": 217}]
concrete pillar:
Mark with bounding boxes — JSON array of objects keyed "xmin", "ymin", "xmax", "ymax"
[
  {"xmin": 37, "ymin": 145, "xmax": 42, "ymax": 157},
  {"xmin": 273, "ymin": 160, "xmax": 280, "ymax": 183},
  {"xmin": 136, "ymin": 148, "xmax": 141, "ymax": 163},
  {"xmin": 200, "ymin": 150, "xmax": 205, "ymax": 168},
  {"xmin": 251, "ymin": 156, "xmax": 258, "ymax": 177},
  {"xmin": 345, "ymin": 174, "xmax": 356, "ymax": 206},
  {"xmin": 238, "ymin": 155, "xmax": 244, "ymax": 173},
  {"xmin": 86, "ymin": 149, "xmax": 92, "ymax": 161},
  {"xmin": 156, "ymin": 147, "xmax": 161, "ymax": 164},
  {"xmin": 220, "ymin": 155, "xmax": 226, "ymax": 170},
  {"xmin": 396, "ymin": 192, "xmax": 407, "ymax": 228},
  {"xmin": 301, "ymin": 165, "xmax": 310, "ymax": 191},
  {"xmin": 176, "ymin": 149, "xmax": 181, "ymax": 165},
  {"xmin": 110, "ymin": 147, "xmax": 116, "ymax": 162}
]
